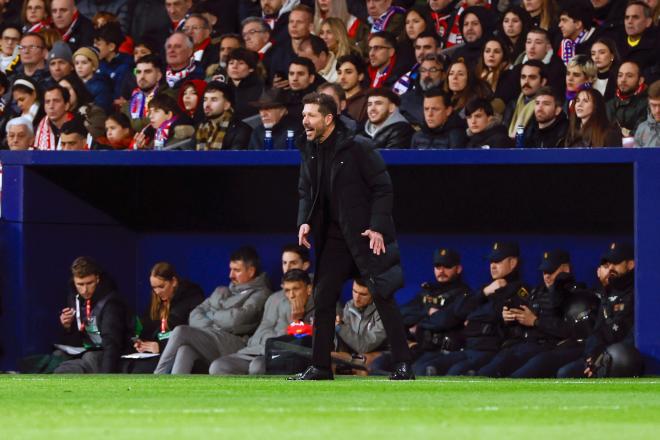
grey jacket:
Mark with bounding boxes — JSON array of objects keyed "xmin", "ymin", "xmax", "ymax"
[
  {"xmin": 238, "ymin": 289, "xmax": 315, "ymax": 356},
  {"xmin": 188, "ymin": 272, "xmax": 271, "ymax": 336},
  {"xmin": 635, "ymin": 111, "xmax": 660, "ymax": 147},
  {"xmin": 336, "ymin": 300, "xmax": 386, "ymax": 354}
]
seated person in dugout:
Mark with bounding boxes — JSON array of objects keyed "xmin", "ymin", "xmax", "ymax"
[
  {"xmin": 124, "ymin": 262, "xmax": 205, "ymax": 373},
  {"xmin": 332, "ymin": 279, "xmax": 387, "ymax": 375},
  {"xmin": 371, "ymin": 248, "xmax": 474, "ymax": 374},
  {"xmin": 154, "ymin": 246, "xmax": 271, "ymax": 374},
  {"xmin": 209, "ymin": 247, "xmax": 313, "ymax": 375},
  {"xmin": 54, "ymin": 256, "xmax": 131, "ymax": 374}
]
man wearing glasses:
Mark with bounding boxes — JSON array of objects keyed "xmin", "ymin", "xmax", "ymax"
[
  {"xmin": 0, "ymin": 24, "xmax": 21, "ymax": 74},
  {"xmin": 8, "ymin": 32, "xmax": 50, "ymax": 86},
  {"xmin": 241, "ymin": 17, "xmax": 274, "ymax": 72},
  {"xmin": 367, "ymin": 31, "xmax": 399, "ymax": 89}
]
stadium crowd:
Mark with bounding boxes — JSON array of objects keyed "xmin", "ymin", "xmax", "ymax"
[{"xmin": 0, "ymin": 0, "xmax": 657, "ymax": 150}]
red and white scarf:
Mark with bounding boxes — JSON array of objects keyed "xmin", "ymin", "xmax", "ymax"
[
  {"xmin": 25, "ymin": 20, "xmax": 50, "ymax": 34},
  {"xmin": 34, "ymin": 113, "xmax": 73, "ymax": 150},
  {"xmin": 129, "ymin": 85, "xmax": 159, "ymax": 119},
  {"xmin": 193, "ymin": 38, "xmax": 212, "ymax": 62},
  {"xmin": 346, "ymin": 16, "xmax": 360, "ymax": 39},
  {"xmin": 258, "ymin": 41, "xmax": 273, "ymax": 61},
  {"xmin": 368, "ymin": 56, "xmax": 396, "ymax": 88},
  {"xmin": 166, "ymin": 58, "xmax": 196, "ymax": 88},
  {"xmin": 57, "ymin": 10, "xmax": 80, "ymax": 42}
]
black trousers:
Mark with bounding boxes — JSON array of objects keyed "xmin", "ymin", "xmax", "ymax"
[{"xmin": 311, "ymin": 234, "xmax": 412, "ymax": 368}]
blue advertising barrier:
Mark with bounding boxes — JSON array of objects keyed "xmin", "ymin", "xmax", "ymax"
[{"xmin": 0, "ymin": 148, "xmax": 657, "ymax": 373}]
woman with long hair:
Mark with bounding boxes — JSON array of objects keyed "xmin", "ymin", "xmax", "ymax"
[
  {"xmin": 21, "ymin": 0, "xmax": 50, "ymax": 34},
  {"xmin": 319, "ymin": 17, "xmax": 357, "ymax": 58},
  {"xmin": 565, "ymin": 88, "xmax": 622, "ymax": 147},
  {"xmin": 314, "ymin": 0, "xmax": 369, "ymax": 55},
  {"xmin": 497, "ymin": 5, "xmax": 533, "ymax": 61},
  {"xmin": 590, "ymin": 37, "xmax": 620, "ymax": 101},
  {"xmin": 443, "ymin": 58, "xmax": 494, "ymax": 116},
  {"xmin": 475, "ymin": 37, "xmax": 517, "ymax": 102},
  {"xmin": 58, "ymin": 73, "xmax": 107, "ymax": 140},
  {"xmin": 565, "ymin": 54, "xmax": 597, "ymax": 113},
  {"xmin": 523, "ymin": 0, "xmax": 557, "ymax": 30},
  {"xmin": 394, "ymin": 6, "xmax": 434, "ymax": 75}
]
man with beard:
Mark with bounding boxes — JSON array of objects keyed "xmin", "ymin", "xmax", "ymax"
[
  {"xmin": 606, "ymin": 60, "xmax": 649, "ymax": 138},
  {"xmin": 504, "ymin": 60, "xmax": 548, "ymax": 139},
  {"xmin": 367, "ymin": 31, "xmax": 398, "ymax": 89},
  {"xmin": 289, "ymin": 92, "xmax": 414, "ymax": 380},
  {"xmin": 336, "ymin": 53, "xmax": 369, "ymax": 124},
  {"xmin": 411, "ymin": 89, "xmax": 466, "ymax": 148},
  {"xmin": 248, "ymin": 88, "xmax": 299, "ymax": 149},
  {"xmin": 511, "ymin": 28, "xmax": 566, "ymax": 97},
  {"xmin": 360, "ymin": 88, "xmax": 414, "ymax": 149},
  {"xmin": 196, "ymin": 81, "xmax": 252, "ymax": 150},
  {"xmin": 522, "ymin": 87, "xmax": 569, "ymax": 148},
  {"xmin": 401, "ymin": 54, "xmax": 446, "ymax": 128},
  {"xmin": 393, "ymin": 32, "xmax": 442, "ymax": 96},
  {"xmin": 450, "ymin": 6, "xmax": 496, "ymax": 70}
]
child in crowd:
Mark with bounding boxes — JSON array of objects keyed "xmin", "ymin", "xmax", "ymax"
[
  {"xmin": 465, "ymin": 98, "xmax": 512, "ymax": 148},
  {"xmin": 96, "ymin": 112, "xmax": 134, "ymax": 150},
  {"xmin": 73, "ymin": 46, "xmax": 113, "ymax": 113}
]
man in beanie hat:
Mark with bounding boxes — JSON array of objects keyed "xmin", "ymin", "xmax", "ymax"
[
  {"xmin": 247, "ymin": 88, "xmax": 299, "ymax": 149},
  {"xmin": 196, "ymin": 81, "xmax": 252, "ymax": 150},
  {"xmin": 226, "ymin": 47, "xmax": 264, "ymax": 120},
  {"xmin": 48, "ymin": 41, "xmax": 74, "ymax": 82},
  {"xmin": 73, "ymin": 46, "xmax": 112, "ymax": 112}
]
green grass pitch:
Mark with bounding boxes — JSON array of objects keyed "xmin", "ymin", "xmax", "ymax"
[{"xmin": 1, "ymin": 376, "xmax": 659, "ymax": 439}]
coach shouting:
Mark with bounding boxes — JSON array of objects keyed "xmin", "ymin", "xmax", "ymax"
[{"xmin": 289, "ymin": 93, "xmax": 413, "ymax": 381}]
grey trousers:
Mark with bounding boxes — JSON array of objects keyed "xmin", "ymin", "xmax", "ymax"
[
  {"xmin": 209, "ymin": 353, "xmax": 266, "ymax": 375},
  {"xmin": 54, "ymin": 351, "xmax": 104, "ymax": 374},
  {"xmin": 154, "ymin": 325, "xmax": 246, "ymax": 374}
]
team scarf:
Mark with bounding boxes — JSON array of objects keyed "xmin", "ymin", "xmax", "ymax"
[
  {"xmin": 392, "ymin": 63, "xmax": 419, "ymax": 96},
  {"xmin": 193, "ymin": 37, "xmax": 212, "ymax": 62},
  {"xmin": 445, "ymin": 1, "xmax": 492, "ymax": 49},
  {"xmin": 57, "ymin": 10, "xmax": 80, "ymax": 42},
  {"xmin": 615, "ymin": 82, "xmax": 647, "ymax": 102},
  {"xmin": 431, "ymin": 12, "xmax": 452, "ymax": 45},
  {"xmin": 34, "ymin": 113, "xmax": 74, "ymax": 150},
  {"xmin": 367, "ymin": 6, "xmax": 406, "ymax": 33},
  {"xmin": 346, "ymin": 15, "xmax": 360, "ymax": 39},
  {"xmin": 24, "ymin": 19, "xmax": 50, "ymax": 34},
  {"xmin": 171, "ymin": 14, "xmax": 190, "ymax": 33},
  {"xmin": 196, "ymin": 109, "xmax": 234, "ymax": 150},
  {"xmin": 559, "ymin": 29, "xmax": 589, "ymax": 65},
  {"xmin": 166, "ymin": 58, "xmax": 197, "ymax": 88},
  {"xmin": 368, "ymin": 55, "xmax": 396, "ymax": 88},
  {"xmin": 257, "ymin": 41, "xmax": 273, "ymax": 61},
  {"xmin": 154, "ymin": 116, "xmax": 177, "ymax": 149},
  {"xmin": 129, "ymin": 85, "xmax": 159, "ymax": 119}
]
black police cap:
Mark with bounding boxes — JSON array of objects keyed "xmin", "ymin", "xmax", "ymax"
[
  {"xmin": 487, "ymin": 242, "xmax": 519, "ymax": 263},
  {"xmin": 538, "ymin": 249, "xmax": 570, "ymax": 273},
  {"xmin": 433, "ymin": 248, "xmax": 460, "ymax": 267},
  {"xmin": 600, "ymin": 242, "xmax": 634, "ymax": 264}
]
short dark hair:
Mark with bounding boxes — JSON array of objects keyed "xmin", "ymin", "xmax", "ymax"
[
  {"xmin": 626, "ymin": 1, "xmax": 653, "ymax": 18},
  {"xmin": 94, "ymin": 22, "xmax": 124, "ymax": 49},
  {"xmin": 45, "ymin": 84, "xmax": 70, "ymax": 103},
  {"xmin": 522, "ymin": 59, "xmax": 548, "ymax": 80},
  {"xmin": 219, "ymin": 33, "xmax": 244, "ymax": 46},
  {"xmin": 337, "ymin": 52, "xmax": 366, "ymax": 73},
  {"xmin": 465, "ymin": 98, "xmax": 494, "ymax": 117},
  {"xmin": 107, "ymin": 112, "xmax": 132, "ymax": 130},
  {"xmin": 148, "ymin": 93, "xmax": 178, "ymax": 114},
  {"xmin": 534, "ymin": 86, "xmax": 564, "ymax": 106},
  {"xmin": 365, "ymin": 87, "xmax": 401, "ymax": 107},
  {"xmin": 205, "ymin": 80, "xmax": 235, "ymax": 107},
  {"xmin": 227, "ymin": 47, "xmax": 258, "ymax": 69},
  {"xmin": 354, "ymin": 278, "xmax": 368, "ymax": 288},
  {"xmin": 527, "ymin": 27, "xmax": 551, "ymax": 43},
  {"xmin": 368, "ymin": 31, "xmax": 397, "ymax": 49},
  {"xmin": 300, "ymin": 35, "xmax": 328, "ymax": 56},
  {"xmin": 230, "ymin": 246, "xmax": 261, "ymax": 273},
  {"xmin": 282, "ymin": 244, "xmax": 311, "ymax": 263},
  {"xmin": 290, "ymin": 56, "xmax": 316, "ymax": 76},
  {"xmin": 302, "ymin": 92, "xmax": 338, "ymax": 118},
  {"xmin": 21, "ymin": 32, "xmax": 46, "ymax": 46},
  {"xmin": 282, "ymin": 268, "xmax": 311, "ymax": 285},
  {"xmin": 136, "ymin": 54, "xmax": 163, "ymax": 71},
  {"xmin": 414, "ymin": 30, "xmax": 441, "ymax": 47},
  {"xmin": 423, "ymin": 89, "xmax": 451, "ymax": 108},
  {"xmin": 71, "ymin": 256, "xmax": 102, "ymax": 278},
  {"xmin": 317, "ymin": 82, "xmax": 346, "ymax": 101},
  {"xmin": 61, "ymin": 118, "xmax": 87, "ymax": 137},
  {"xmin": 559, "ymin": 2, "xmax": 593, "ymax": 29},
  {"xmin": 187, "ymin": 13, "xmax": 211, "ymax": 29}
]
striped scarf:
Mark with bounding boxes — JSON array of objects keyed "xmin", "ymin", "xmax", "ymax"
[
  {"xmin": 196, "ymin": 109, "xmax": 234, "ymax": 150},
  {"xmin": 58, "ymin": 10, "xmax": 80, "ymax": 42},
  {"xmin": 392, "ymin": 64, "xmax": 419, "ymax": 96},
  {"xmin": 559, "ymin": 29, "xmax": 588, "ymax": 65},
  {"xmin": 367, "ymin": 6, "xmax": 405, "ymax": 33},
  {"xmin": 166, "ymin": 58, "xmax": 196, "ymax": 88}
]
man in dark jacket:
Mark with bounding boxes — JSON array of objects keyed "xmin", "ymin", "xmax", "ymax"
[
  {"xmin": 400, "ymin": 53, "xmax": 446, "ymax": 128},
  {"xmin": 360, "ymin": 88, "xmax": 414, "ymax": 149},
  {"xmin": 465, "ymin": 98, "xmax": 513, "ymax": 148},
  {"xmin": 248, "ymin": 88, "xmax": 300, "ymax": 149},
  {"xmin": 523, "ymin": 86, "xmax": 569, "ymax": 148},
  {"xmin": 606, "ymin": 61, "xmax": 649, "ymax": 138},
  {"xmin": 616, "ymin": 2, "xmax": 657, "ymax": 73},
  {"xmin": 196, "ymin": 81, "xmax": 252, "ymax": 150},
  {"xmin": 54, "ymin": 257, "xmax": 130, "ymax": 374},
  {"xmin": 450, "ymin": 6, "xmax": 496, "ymax": 70},
  {"xmin": 51, "ymin": 0, "xmax": 95, "ymax": 51},
  {"xmin": 411, "ymin": 89, "xmax": 466, "ymax": 149},
  {"xmin": 290, "ymin": 92, "xmax": 413, "ymax": 380}
]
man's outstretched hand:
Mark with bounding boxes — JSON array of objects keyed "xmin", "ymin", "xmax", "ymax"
[{"xmin": 361, "ymin": 229, "xmax": 386, "ymax": 255}]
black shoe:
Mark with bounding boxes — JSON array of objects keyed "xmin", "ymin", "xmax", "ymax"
[
  {"xmin": 389, "ymin": 362, "xmax": 415, "ymax": 380},
  {"xmin": 287, "ymin": 366, "xmax": 334, "ymax": 380}
]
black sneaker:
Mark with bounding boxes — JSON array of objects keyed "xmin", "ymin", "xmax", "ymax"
[
  {"xmin": 389, "ymin": 362, "xmax": 415, "ymax": 380},
  {"xmin": 287, "ymin": 365, "xmax": 334, "ymax": 380}
]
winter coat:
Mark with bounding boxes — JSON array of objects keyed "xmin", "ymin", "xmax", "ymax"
[
  {"xmin": 129, "ymin": 0, "xmax": 171, "ymax": 49},
  {"xmin": 606, "ymin": 89, "xmax": 649, "ymax": 136},
  {"xmin": 634, "ymin": 111, "xmax": 660, "ymax": 147},
  {"xmin": 61, "ymin": 13, "xmax": 95, "ymax": 52},
  {"xmin": 196, "ymin": 113, "xmax": 252, "ymax": 150},
  {"xmin": 188, "ymin": 272, "xmax": 271, "ymax": 336},
  {"xmin": 616, "ymin": 28, "xmax": 659, "ymax": 74},
  {"xmin": 229, "ymin": 73, "xmax": 264, "ymax": 121},
  {"xmin": 522, "ymin": 112, "xmax": 569, "ymax": 148},
  {"xmin": 77, "ymin": 0, "xmax": 131, "ymax": 33},
  {"xmin": 336, "ymin": 300, "xmax": 386, "ymax": 354},
  {"xmin": 98, "ymin": 52, "xmax": 134, "ymax": 100},
  {"xmin": 297, "ymin": 123, "xmax": 404, "ymax": 299},
  {"xmin": 399, "ymin": 81, "xmax": 425, "ymax": 127},
  {"xmin": 346, "ymin": 89, "xmax": 368, "ymax": 124},
  {"xmin": 248, "ymin": 114, "xmax": 300, "ymax": 150},
  {"xmin": 466, "ymin": 121, "xmax": 513, "ymax": 148},
  {"xmin": 411, "ymin": 113, "xmax": 467, "ymax": 149},
  {"xmin": 85, "ymin": 73, "xmax": 113, "ymax": 113},
  {"xmin": 360, "ymin": 109, "xmax": 414, "ymax": 149}
]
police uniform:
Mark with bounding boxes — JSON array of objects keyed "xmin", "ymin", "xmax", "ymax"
[
  {"xmin": 414, "ymin": 242, "xmax": 530, "ymax": 376},
  {"xmin": 477, "ymin": 250, "xmax": 575, "ymax": 377}
]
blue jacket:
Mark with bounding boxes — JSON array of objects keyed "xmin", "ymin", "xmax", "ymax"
[
  {"xmin": 86, "ymin": 73, "xmax": 113, "ymax": 113},
  {"xmin": 98, "ymin": 52, "xmax": 133, "ymax": 99}
]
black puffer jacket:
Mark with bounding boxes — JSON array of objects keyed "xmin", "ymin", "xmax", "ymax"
[
  {"xmin": 523, "ymin": 112, "xmax": 569, "ymax": 148},
  {"xmin": 411, "ymin": 113, "xmax": 467, "ymax": 149},
  {"xmin": 466, "ymin": 121, "xmax": 513, "ymax": 148},
  {"xmin": 360, "ymin": 109, "xmax": 414, "ymax": 149}
]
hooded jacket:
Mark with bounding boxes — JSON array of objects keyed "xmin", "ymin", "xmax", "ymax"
[
  {"xmin": 177, "ymin": 79, "xmax": 207, "ymax": 124},
  {"xmin": 411, "ymin": 112, "xmax": 467, "ymax": 149},
  {"xmin": 229, "ymin": 72, "xmax": 264, "ymax": 120},
  {"xmin": 451, "ymin": 6, "xmax": 496, "ymax": 69},
  {"xmin": 336, "ymin": 300, "xmax": 386, "ymax": 354},
  {"xmin": 361, "ymin": 108, "xmax": 414, "ymax": 149},
  {"xmin": 634, "ymin": 110, "xmax": 660, "ymax": 147}
]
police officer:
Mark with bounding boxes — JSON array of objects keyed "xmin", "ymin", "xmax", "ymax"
[
  {"xmin": 477, "ymin": 249, "xmax": 576, "ymax": 377},
  {"xmin": 370, "ymin": 248, "xmax": 473, "ymax": 373},
  {"xmin": 558, "ymin": 242, "xmax": 639, "ymax": 378},
  {"xmin": 414, "ymin": 242, "xmax": 530, "ymax": 376}
]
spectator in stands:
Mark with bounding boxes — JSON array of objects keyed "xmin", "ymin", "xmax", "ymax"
[
  {"xmin": 154, "ymin": 246, "xmax": 271, "ymax": 375},
  {"xmin": 476, "ymin": 37, "xmax": 517, "ymax": 103},
  {"xmin": 54, "ymin": 256, "xmax": 129, "ymax": 374},
  {"xmin": 298, "ymin": 35, "xmax": 337, "ymax": 83},
  {"xmin": 126, "ymin": 262, "xmax": 205, "ymax": 373},
  {"xmin": 557, "ymin": 2, "xmax": 597, "ymax": 66},
  {"xmin": 367, "ymin": 31, "xmax": 398, "ymax": 88},
  {"xmin": 443, "ymin": 58, "xmax": 493, "ymax": 118},
  {"xmin": 411, "ymin": 89, "xmax": 467, "ymax": 149},
  {"xmin": 209, "ymin": 247, "xmax": 312, "ymax": 375},
  {"xmin": 1, "ymin": 23, "xmax": 21, "ymax": 73},
  {"xmin": 226, "ymin": 47, "xmax": 264, "ymax": 120},
  {"xmin": 313, "ymin": 0, "xmax": 369, "ymax": 55},
  {"xmin": 73, "ymin": 46, "xmax": 112, "ymax": 113},
  {"xmin": 59, "ymin": 118, "xmax": 88, "ymax": 150},
  {"xmin": 565, "ymin": 88, "xmax": 622, "ymax": 147},
  {"xmin": 95, "ymin": 112, "xmax": 133, "ymax": 150},
  {"xmin": 6, "ymin": 116, "xmax": 35, "ymax": 150},
  {"xmin": 196, "ymin": 80, "xmax": 252, "ymax": 150},
  {"xmin": 285, "ymin": 57, "xmax": 320, "ymax": 124},
  {"xmin": 177, "ymin": 79, "xmax": 206, "ymax": 124},
  {"xmin": 523, "ymin": 86, "xmax": 569, "ymax": 148},
  {"xmin": 183, "ymin": 14, "xmax": 218, "ymax": 72},
  {"xmin": 33, "ymin": 84, "xmax": 73, "ymax": 150},
  {"xmin": 361, "ymin": 87, "xmax": 414, "ymax": 149},
  {"xmin": 607, "ymin": 60, "xmax": 649, "ymax": 138},
  {"xmin": 400, "ymin": 54, "xmax": 445, "ymax": 128},
  {"xmin": 319, "ymin": 17, "xmax": 362, "ymax": 59},
  {"xmin": 260, "ymin": 0, "xmax": 296, "ymax": 46},
  {"xmin": 366, "ymin": 0, "xmax": 405, "ymax": 35},
  {"xmin": 10, "ymin": 77, "xmax": 42, "ymax": 127},
  {"xmin": 617, "ymin": 1, "xmax": 657, "ymax": 73},
  {"xmin": 123, "ymin": 55, "xmax": 171, "ymax": 133},
  {"xmin": 241, "ymin": 17, "xmax": 274, "ymax": 71},
  {"xmin": 590, "ymin": 37, "xmax": 620, "ymax": 101},
  {"xmin": 94, "ymin": 22, "xmax": 132, "ymax": 101},
  {"xmin": 77, "ymin": 0, "xmax": 131, "ymax": 34},
  {"xmin": 164, "ymin": 31, "xmax": 204, "ymax": 92},
  {"xmin": 336, "ymin": 53, "xmax": 368, "ymax": 123},
  {"xmin": 317, "ymin": 82, "xmax": 358, "ymax": 132},
  {"xmin": 635, "ymin": 79, "xmax": 660, "ymax": 147},
  {"xmin": 165, "ymin": 0, "xmax": 193, "ymax": 33},
  {"xmin": 145, "ymin": 93, "xmax": 187, "ymax": 149},
  {"xmin": 248, "ymin": 88, "xmax": 298, "ymax": 149},
  {"xmin": 505, "ymin": 60, "xmax": 547, "ymax": 139},
  {"xmin": 129, "ymin": 0, "xmax": 171, "ymax": 49},
  {"xmin": 523, "ymin": 0, "xmax": 557, "ymax": 31},
  {"xmin": 393, "ymin": 6, "xmax": 433, "ymax": 81},
  {"xmin": 451, "ymin": 6, "xmax": 497, "ymax": 70},
  {"xmin": 205, "ymin": 33, "xmax": 243, "ymax": 82},
  {"xmin": 10, "ymin": 32, "xmax": 50, "ymax": 85},
  {"xmin": 21, "ymin": 0, "xmax": 50, "ymax": 34},
  {"xmin": 50, "ymin": 0, "xmax": 94, "ymax": 51},
  {"xmin": 393, "ymin": 31, "xmax": 441, "ymax": 96},
  {"xmin": 47, "ymin": 41, "xmax": 74, "ymax": 82},
  {"xmin": 497, "ymin": 6, "xmax": 533, "ymax": 61},
  {"xmin": 512, "ymin": 27, "xmax": 566, "ymax": 96},
  {"xmin": 465, "ymin": 98, "xmax": 513, "ymax": 148},
  {"xmin": 270, "ymin": 5, "xmax": 313, "ymax": 87},
  {"xmin": 58, "ymin": 73, "xmax": 106, "ymax": 139},
  {"xmin": 565, "ymin": 54, "xmax": 597, "ymax": 113}
]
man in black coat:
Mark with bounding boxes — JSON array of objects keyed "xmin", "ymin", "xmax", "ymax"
[
  {"xmin": 290, "ymin": 92, "xmax": 413, "ymax": 380},
  {"xmin": 465, "ymin": 98, "xmax": 513, "ymax": 148},
  {"xmin": 411, "ymin": 89, "xmax": 467, "ymax": 149},
  {"xmin": 54, "ymin": 257, "xmax": 131, "ymax": 374},
  {"xmin": 523, "ymin": 86, "xmax": 569, "ymax": 148},
  {"xmin": 50, "ymin": 0, "xmax": 95, "ymax": 52},
  {"xmin": 360, "ymin": 88, "xmax": 414, "ymax": 149}
]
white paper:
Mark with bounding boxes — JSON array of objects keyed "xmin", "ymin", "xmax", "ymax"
[
  {"xmin": 121, "ymin": 352, "xmax": 160, "ymax": 359},
  {"xmin": 53, "ymin": 344, "xmax": 87, "ymax": 356}
]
